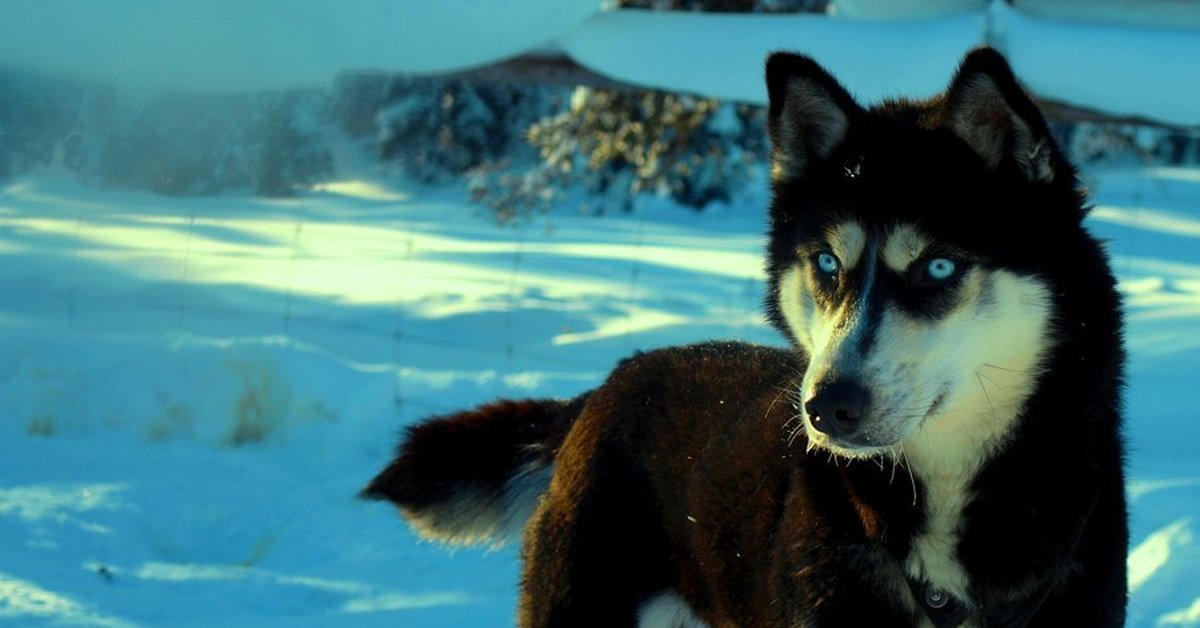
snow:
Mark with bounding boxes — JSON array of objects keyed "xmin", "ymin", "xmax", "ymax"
[
  {"xmin": 0, "ymin": 0, "xmax": 605, "ymax": 92},
  {"xmin": 2, "ymin": 2, "xmax": 1199, "ymax": 624},
  {"xmin": 994, "ymin": 2, "xmax": 1200, "ymax": 127},
  {"xmin": 1013, "ymin": 0, "xmax": 1200, "ymax": 30},
  {"xmin": 1128, "ymin": 519, "xmax": 1191, "ymax": 594},
  {"xmin": 561, "ymin": 10, "xmax": 984, "ymax": 104},
  {"xmin": 832, "ymin": 0, "xmax": 982, "ymax": 20},
  {"xmin": 4, "ymin": 3, "xmax": 1199, "ymax": 125},
  {"xmin": 563, "ymin": 6, "xmax": 1200, "ymax": 124},
  {"xmin": 0, "ymin": 164, "xmax": 1199, "ymax": 626}
]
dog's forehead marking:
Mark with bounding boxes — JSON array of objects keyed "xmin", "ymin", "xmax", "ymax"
[
  {"xmin": 826, "ymin": 222, "xmax": 867, "ymax": 270},
  {"xmin": 882, "ymin": 224, "xmax": 930, "ymax": 272}
]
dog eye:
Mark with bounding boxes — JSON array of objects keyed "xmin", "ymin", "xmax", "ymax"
[
  {"xmin": 815, "ymin": 252, "xmax": 841, "ymax": 276},
  {"xmin": 926, "ymin": 257, "xmax": 957, "ymax": 281}
]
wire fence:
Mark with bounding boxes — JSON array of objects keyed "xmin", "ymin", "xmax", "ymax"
[
  {"xmin": 5, "ymin": 152, "xmax": 1199, "ymax": 447},
  {"xmin": 0, "ymin": 177, "xmax": 780, "ymax": 435}
]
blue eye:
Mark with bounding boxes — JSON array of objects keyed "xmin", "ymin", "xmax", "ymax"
[
  {"xmin": 816, "ymin": 252, "xmax": 840, "ymax": 276},
  {"xmin": 927, "ymin": 257, "xmax": 957, "ymax": 281}
]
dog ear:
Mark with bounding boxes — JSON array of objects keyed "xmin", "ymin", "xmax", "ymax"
[
  {"xmin": 766, "ymin": 52, "xmax": 862, "ymax": 182},
  {"xmin": 942, "ymin": 47, "xmax": 1058, "ymax": 183}
]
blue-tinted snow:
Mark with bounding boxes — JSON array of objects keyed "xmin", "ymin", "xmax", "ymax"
[{"xmin": 0, "ymin": 166, "xmax": 1198, "ymax": 626}]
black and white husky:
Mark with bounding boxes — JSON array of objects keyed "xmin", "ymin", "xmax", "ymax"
[{"xmin": 364, "ymin": 48, "xmax": 1128, "ymax": 627}]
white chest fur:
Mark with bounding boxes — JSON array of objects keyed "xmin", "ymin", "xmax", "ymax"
[
  {"xmin": 899, "ymin": 400, "xmax": 1022, "ymax": 628},
  {"xmin": 905, "ymin": 466, "xmax": 975, "ymax": 607}
]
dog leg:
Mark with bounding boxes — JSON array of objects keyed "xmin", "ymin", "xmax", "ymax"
[{"xmin": 516, "ymin": 447, "xmax": 672, "ymax": 627}]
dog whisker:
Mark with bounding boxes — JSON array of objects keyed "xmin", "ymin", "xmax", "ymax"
[
  {"xmin": 787, "ymin": 424, "xmax": 805, "ymax": 449},
  {"xmin": 766, "ymin": 382, "xmax": 796, "ymax": 419},
  {"xmin": 975, "ymin": 369, "xmax": 998, "ymax": 423},
  {"xmin": 980, "ymin": 362, "xmax": 1028, "ymax": 374},
  {"xmin": 899, "ymin": 445, "xmax": 918, "ymax": 507}
]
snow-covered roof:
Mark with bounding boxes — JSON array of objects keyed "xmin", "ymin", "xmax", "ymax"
[{"xmin": 1, "ymin": 1, "xmax": 1197, "ymax": 126}]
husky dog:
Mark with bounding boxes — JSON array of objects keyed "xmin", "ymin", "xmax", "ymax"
[{"xmin": 363, "ymin": 48, "xmax": 1127, "ymax": 627}]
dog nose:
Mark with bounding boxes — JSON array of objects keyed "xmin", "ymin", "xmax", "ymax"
[{"xmin": 804, "ymin": 381, "xmax": 870, "ymax": 439}]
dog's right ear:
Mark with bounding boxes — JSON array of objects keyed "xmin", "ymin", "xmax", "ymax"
[
  {"xmin": 766, "ymin": 53, "xmax": 862, "ymax": 182},
  {"xmin": 941, "ymin": 48, "xmax": 1060, "ymax": 183}
]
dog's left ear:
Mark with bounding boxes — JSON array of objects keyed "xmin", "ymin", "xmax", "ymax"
[
  {"xmin": 766, "ymin": 52, "xmax": 863, "ymax": 182},
  {"xmin": 942, "ymin": 48, "xmax": 1058, "ymax": 183}
]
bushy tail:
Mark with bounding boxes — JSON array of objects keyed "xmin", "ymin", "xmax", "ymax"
[{"xmin": 361, "ymin": 395, "xmax": 588, "ymax": 546}]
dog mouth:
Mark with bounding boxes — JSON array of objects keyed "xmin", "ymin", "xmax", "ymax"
[
  {"xmin": 810, "ymin": 434, "xmax": 899, "ymax": 461},
  {"xmin": 802, "ymin": 384, "xmax": 952, "ymax": 458},
  {"xmin": 803, "ymin": 415, "xmax": 902, "ymax": 458}
]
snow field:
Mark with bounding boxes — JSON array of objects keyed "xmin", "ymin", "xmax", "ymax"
[{"xmin": 0, "ymin": 166, "xmax": 1198, "ymax": 625}]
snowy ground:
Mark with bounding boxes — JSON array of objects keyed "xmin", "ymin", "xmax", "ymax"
[{"xmin": 1, "ymin": 166, "xmax": 1198, "ymax": 626}]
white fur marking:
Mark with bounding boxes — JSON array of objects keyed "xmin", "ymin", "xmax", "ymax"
[
  {"xmin": 404, "ymin": 463, "xmax": 551, "ymax": 547},
  {"xmin": 637, "ymin": 591, "xmax": 709, "ymax": 628},
  {"xmin": 882, "ymin": 225, "xmax": 928, "ymax": 272},
  {"xmin": 785, "ymin": 220, "xmax": 1053, "ymax": 620},
  {"xmin": 827, "ymin": 222, "xmax": 867, "ymax": 271},
  {"xmin": 897, "ymin": 271, "xmax": 1053, "ymax": 613},
  {"xmin": 778, "ymin": 266, "xmax": 813, "ymax": 354}
]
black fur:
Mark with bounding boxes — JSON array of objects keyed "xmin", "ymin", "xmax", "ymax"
[
  {"xmin": 365, "ymin": 48, "xmax": 1127, "ymax": 627},
  {"xmin": 764, "ymin": 47, "xmax": 1127, "ymax": 625},
  {"xmin": 362, "ymin": 397, "xmax": 586, "ymax": 543},
  {"xmin": 361, "ymin": 398, "xmax": 579, "ymax": 508}
]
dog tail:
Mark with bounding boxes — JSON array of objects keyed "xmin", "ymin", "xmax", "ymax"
[{"xmin": 360, "ymin": 395, "xmax": 588, "ymax": 546}]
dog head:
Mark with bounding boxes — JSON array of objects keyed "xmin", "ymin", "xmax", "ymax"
[{"xmin": 763, "ymin": 49, "xmax": 1084, "ymax": 460}]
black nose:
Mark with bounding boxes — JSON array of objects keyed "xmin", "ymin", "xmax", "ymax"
[{"xmin": 805, "ymin": 381, "xmax": 871, "ymax": 439}]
